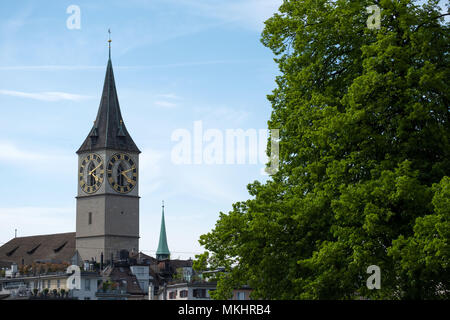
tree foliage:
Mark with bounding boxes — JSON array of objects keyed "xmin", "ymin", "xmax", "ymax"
[{"xmin": 196, "ymin": 0, "xmax": 449, "ymax": 299}]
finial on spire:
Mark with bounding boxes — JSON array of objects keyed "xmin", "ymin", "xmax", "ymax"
[
  {"xmin": 108, "ymin": 28, "xmax": 112, "ymax": 59},
  {"xmin": 162, "ymin": 200, "xmax": 165, "ymax": 209}
]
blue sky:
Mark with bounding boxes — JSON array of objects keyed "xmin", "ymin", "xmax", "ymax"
[
  {"xmin": 1, "ymin": 0, "xmax": 447, "ymax": 260},
  {"xmin": 0, "ymin": 0, "xmax": 282, "ymax": 259}
]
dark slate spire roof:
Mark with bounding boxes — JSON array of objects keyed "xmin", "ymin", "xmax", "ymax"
[
  {"xmin": 156, "ymin": 201, "xmax": 170, "ymax": 260},
  {"xmin": 77, "ymin": 56, "xmax": 140, "ymax": 154}
]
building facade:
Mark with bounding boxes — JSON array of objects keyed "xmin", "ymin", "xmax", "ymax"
[
  {"xmin": 0, "ymin": 264, "xmax": 101, "ymax": 300},
  {"xmin": 159, "ymin": 282, "xmax": 217, "ymax": 300}
]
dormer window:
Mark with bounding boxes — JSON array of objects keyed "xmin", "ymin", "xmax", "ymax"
[
  {"xmin": 6, "ymin": 246, "xmax": 19, "ymax": 257},
  {"xmin": 27, "ymin": 244, "xmax": 41, "ymax": 255},
  {"xmin": 54, "ymin": 241, "xmax": 68, "ymax": 253}
]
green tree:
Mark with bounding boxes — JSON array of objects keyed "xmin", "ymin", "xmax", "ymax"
[{"xmin": 196, "ymin": 0, "xmax": 449, "ymax": 299}]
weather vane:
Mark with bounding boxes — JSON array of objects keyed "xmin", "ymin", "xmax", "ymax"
[{"xmin": 108, "ymin": 28, "xmax": 112, "ymax": 58}]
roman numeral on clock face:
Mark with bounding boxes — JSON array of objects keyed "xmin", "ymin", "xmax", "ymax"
[
  {"xmin": 79, "ymin": 153, "xmax": 104, "ymax": 194},
  {"xmin": 107, "ymin": 153, "xmax": 137, "ymax": 194}
]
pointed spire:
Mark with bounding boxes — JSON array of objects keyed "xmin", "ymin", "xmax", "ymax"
[
  {"xmin": 77, "ymin": 34, "xmax": 140, "ymax": 154},
  {"xmin": 156, "ymin": 201, "xmax": 170, "ymax": 261}
]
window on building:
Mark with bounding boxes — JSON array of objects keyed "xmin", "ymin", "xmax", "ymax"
[
  {"xmin": 47, "ymin": 280, "xmax": 51, "ymax": 288},
  {"xmin": 180, "ymin": 290, "xmax": 188, "ymax": 298},
  {"xmin": 57, "ymin": 280, "xmax": 60, "ymax": 289},
  {"xmin": 169, "ymin": 291, "xmax": 177, "ymax": 299},
  {"xmin": 193, "ymin": 289, "xmax": 206, "ymax": 298},
  {"xmin": 88, "ymin": 212, "xmax": 92, "ymax": 225},
  {"xmin": 85, "ymin": 279, "xmax": 91, "ymax": 291},
  {"xmin": 236, "ymin": 291, "xmax": 245, "ymax": 300}
]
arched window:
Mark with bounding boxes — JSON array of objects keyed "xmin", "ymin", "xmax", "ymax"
[
  {"xmin": 117, "ymin": 162, "xmax": 125, "ymax": 186},
  {"xmin": 88, "ymin": 162, "xmax": 96, "ymax": 186}
]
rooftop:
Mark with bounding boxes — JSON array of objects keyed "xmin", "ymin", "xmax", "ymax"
[{"xmin": 0, "ymin": 232, "xmax": 76, "ymax": 266}]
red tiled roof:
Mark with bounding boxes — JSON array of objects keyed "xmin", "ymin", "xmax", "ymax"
[{"xmin": 103, "ymin": 265, "xmax": 144, "ymax": 296}]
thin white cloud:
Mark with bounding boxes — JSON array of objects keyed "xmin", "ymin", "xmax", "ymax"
[
  {"xmin": 0, "ymin": 89, "xmax": 91, "ymax": 102},
  {"xmin": 0, "ymin": 207, "xmax": 74, "ymax": 244},
  {"xmin": 165, "ymin": 0, "xmax": 282, "ymax": 31},
  {"xmin": 153, "ymin": 93, "xmax": 181, "ymax": 108},
  {"xmin": 154, "ymin": 100, "xmax": 177, "ymax": 108},
  {"xmin": 156, "ymin": 93, "xmax": 181, "ymax": 100},
  {"xmin": 0, "ymin": 65, "xmax": 104, "ymax": 71},
  {"xmin": 0, "ymin": 4, "xmax": 33, "ymax": 37},
  {"xmin": 0, "ymin": 141, "xmax": 75, "ymax": 173},
  {"xmin": 0, "ymin": 60, "xmax": 265, "ymax": 71},
  {"xmin": 194, "ymin": 105, "xmax": 250, "ymax": 123},
  {"xmin": 0, "ymin": 141, "xmax": 49, "ymax": 162}
]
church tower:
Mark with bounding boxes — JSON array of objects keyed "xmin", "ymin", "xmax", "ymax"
[
  {"xmin": 75, "ymin": 36, "xmax": 140, "ymax": 263},
  {"xmin": 156, "ymin": 201, "xmax": 170, "ymax": 261}
]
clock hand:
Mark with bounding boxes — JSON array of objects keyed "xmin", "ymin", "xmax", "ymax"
[
  {"xmin": 89, "ymin": 163, "xmax": 102, "ymax": 174},
  {"xmin": 90, "ymin": 172, "xmax": 99, "ymax": 182},
  {"xmin": 120, "ymin": 171, "xmax": 133, "ymax": 183},
  {"xmin": 121, "ymin": 167, "xmax": 134, "ymax": 174}
]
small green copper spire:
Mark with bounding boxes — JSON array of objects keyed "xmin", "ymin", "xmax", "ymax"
[{"xmin": 156, "ymin": 201, "xmax": 170, "ymax": 260}]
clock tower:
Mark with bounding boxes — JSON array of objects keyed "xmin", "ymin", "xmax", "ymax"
[{"xmin": 75, "ymin": 41, "xmax": 140, "ymax": 263}]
